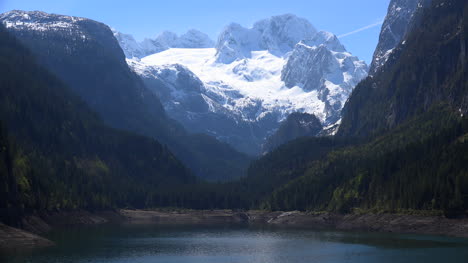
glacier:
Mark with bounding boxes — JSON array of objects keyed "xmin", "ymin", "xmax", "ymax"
[{"xmin": 115, "ymin": 14, "xmax": 368, "ymax": 155}]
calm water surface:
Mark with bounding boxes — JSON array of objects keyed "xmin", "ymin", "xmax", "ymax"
[{"xmin": 2, "ymin": 224, "xmax": 468, "ymax": 263}]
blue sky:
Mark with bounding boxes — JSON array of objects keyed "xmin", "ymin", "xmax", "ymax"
[{"xmin": 0, "ymin": 0, "xmax": 390, "ymax": 63}]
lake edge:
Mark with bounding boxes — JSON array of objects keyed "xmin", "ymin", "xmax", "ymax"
[{"xmin": 2, "ymin": 209, "xmax": 468, "ymax": 250}]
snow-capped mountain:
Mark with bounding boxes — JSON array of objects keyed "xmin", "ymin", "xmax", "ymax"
[
  {"xmin": 123, "ymin": 14, "xmax": 368, "ymax": 155},
  {"xmin": 282, "ymin": 32, "xmax": 368, "ymax": 124},
  {"xmin": 114, "ymin": 29, "xmax": 214, "ymax": 58},
  {"xmin": 370, "ymin": 0, "xmax": 431, "ymax": 73},
  {"xmin": 1, "ymin": 10, "xmax": 367, "ymax": 155},
  {"xmin": 112, "ymin": 31, "xmax": 146, "ymax": 58},
  {"xmin": 128, "ymin": 53, "xmax": 282, "ymax": 155},
  {"xmin": 215, "ymin": 14, "xmax": 317, "ymax": 63}
]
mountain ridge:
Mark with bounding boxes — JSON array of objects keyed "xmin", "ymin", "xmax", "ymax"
[
  {"xmin": 123, "ymin": 14, "xmax": 367, "ymax": 154},
  {"xmin": 113, "ymin": 28, "xmax": 215, "ymax": 59}
]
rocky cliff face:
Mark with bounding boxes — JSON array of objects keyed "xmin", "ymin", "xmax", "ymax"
[
  {"xmin": 0, "ymin": 10, "xmax": 165, "ymax": 132},
  {"xmin": 282, "ymin": 32, "xmax": 368, "ymax": 124},
  {"xmin": 369, "ymin": 0, "xmax": 432, "ymax": 73},
  {"xmin": 339, "ymin": 0, "xmax": 467, "ymax": 138}
]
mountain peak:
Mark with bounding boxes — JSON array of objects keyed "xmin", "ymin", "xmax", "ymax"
[
  {"xmin": 112, "ymin": 29, "xmax": 144, "ymax": 58},
  {"xmin": 179, "ymin": 29, "xmax": 215, "ymax": 48},
  {"xmin": 215, "ymin": 14, "xmax": 317, "ymax": 63},
  {"xmin": 117, "ymin": 13, "xmax": 367, "ymax": 154},
  {"xmin": 254, "ymin": 13, "xmax": 317, "ymax": 53},
  {"xmin": 114, "ymin": 28, "xmax": 215, "ymax": 58},
  {"xmin": 301, "ymin": 31, "xmax": 346, "ymax": 52},
  {"xmin": 154, "ymin": 31, "xmax": 179, "ymax": 46}
]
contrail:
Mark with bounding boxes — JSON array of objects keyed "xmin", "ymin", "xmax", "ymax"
[{"xmin": 338, "ymin": 20, "xmax": 384, "ymax": 39}]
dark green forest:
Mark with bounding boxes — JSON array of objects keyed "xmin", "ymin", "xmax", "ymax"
[
  {"xmin": 263, "ymin": 107, "xmax": 468, "ymax": 216},
  {"xmin": 0, "ymin": 25, "xmax": 198, "ymax": 225}
]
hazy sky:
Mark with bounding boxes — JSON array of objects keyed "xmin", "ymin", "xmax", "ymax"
[{"xmin": 0, "ymin": 0, "xmax": 391, "ymax": 63}]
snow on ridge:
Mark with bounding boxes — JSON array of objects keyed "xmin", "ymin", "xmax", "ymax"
[
  {"xmin": 114, "ymin": 28, "xmax": 215, "ymax": 59},
  {"xmin": 131, "ymin": 14, "xmax": 368, "ymax": 126},
  {"xmin": 1, "ymin": 10, "xmax": 368, "ymax": 151},
  {"xmin": 139, "ymin": 47, "xmax": 332, "ymax": 123},
  {"xmin": 0, "ymin": 10, "xmax": 369, "ymax": 153},
  {"xmin": 215, "ymin": 14, "xmax": 318, "ymax": 63},
  {"xmin": 1, "ymin": 10, "xmax": 88, "ymax": 32}
]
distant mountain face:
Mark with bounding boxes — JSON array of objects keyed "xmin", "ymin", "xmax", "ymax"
[
  {"xmin": 113, "ymin": 28, "xmax": 215, "ymax": 58},
  {"xmin": 281, "ymin": 32, "xmax": 368, "ymax": 124},
  {"xmin": 370, "ymin": 0, "xmax": 432, "ymax": 73},
  {"xmin": 262, "ymin": 112, "xmax": 323, "ymax": 154},
  {"xmin": 122, "ymin": 14, "xmax": 368, "ymax": 155},
  {"xmin": 128, "ymin": 59, "xmax": 277, "ymax": 155},
  {"xmin": 0, "ymin": 10, "xmax": 251, "ymax": 182}
]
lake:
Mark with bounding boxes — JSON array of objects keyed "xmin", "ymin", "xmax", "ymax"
[{"xmin": 2, "ymin": 224, "xmax": 468, "ymax": 263}]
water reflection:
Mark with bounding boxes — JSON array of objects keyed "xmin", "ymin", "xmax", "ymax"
[{"xmin": 2, "ymin": 224, "xmax": 468, "ymax": 263}]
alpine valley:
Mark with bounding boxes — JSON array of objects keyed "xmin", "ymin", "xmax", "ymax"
[{"xmin": 0, "ymin": 0, "xmax": 468, "ymax": 255}]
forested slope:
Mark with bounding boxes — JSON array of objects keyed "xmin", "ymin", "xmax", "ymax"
[
  {"xmin": 245, "ymin": 0, "xmax": 468, "ymax": 216},
  {"xmin": 339, "ymin": 0, "xmax": 467, "ymax": 138},
  {"xmin": 0, "ymin": 25, "xmax": 197, "ymax": 226}
]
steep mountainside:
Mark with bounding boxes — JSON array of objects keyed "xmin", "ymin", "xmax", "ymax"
[
  {"xmin": 243, "ymin": 0, "xmax": 468, "ymax": 215},
  {"xmin": 266, "ymin": 108, "xmax": 468, "ymax": 214},
  {"xmin": 125, "ymin": 14, "xmax": 367, "ymax": 155},
  {"xmin": 339, "ymin": 0, "xmax": 467, "ymax": 138},
  {"xmin": 0, "ymin": 24, "xmax": 197, "ymax": 225},
  {"xmin": 370, "ymin": 0, "xmax": 432, "ymax": 73},
  {"xmin": 0, "ymin": 10, "xmax": 250, "ymax": 181}
]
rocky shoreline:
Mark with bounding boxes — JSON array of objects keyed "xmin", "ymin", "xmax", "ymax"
[
  {"xmin": 0, "ymin": 210, "xmax": 123, "ymax": 250},
  {"xmin": 2, "ymin": 209, "xmax": 468, "ymax": 250},
  {"xmin": 119, "ymin": 209, "xmax": 468, "ymax": 238},
  {"xmin": 0, "ymin": 223, "xmax": 54, "ymax": 250}
]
